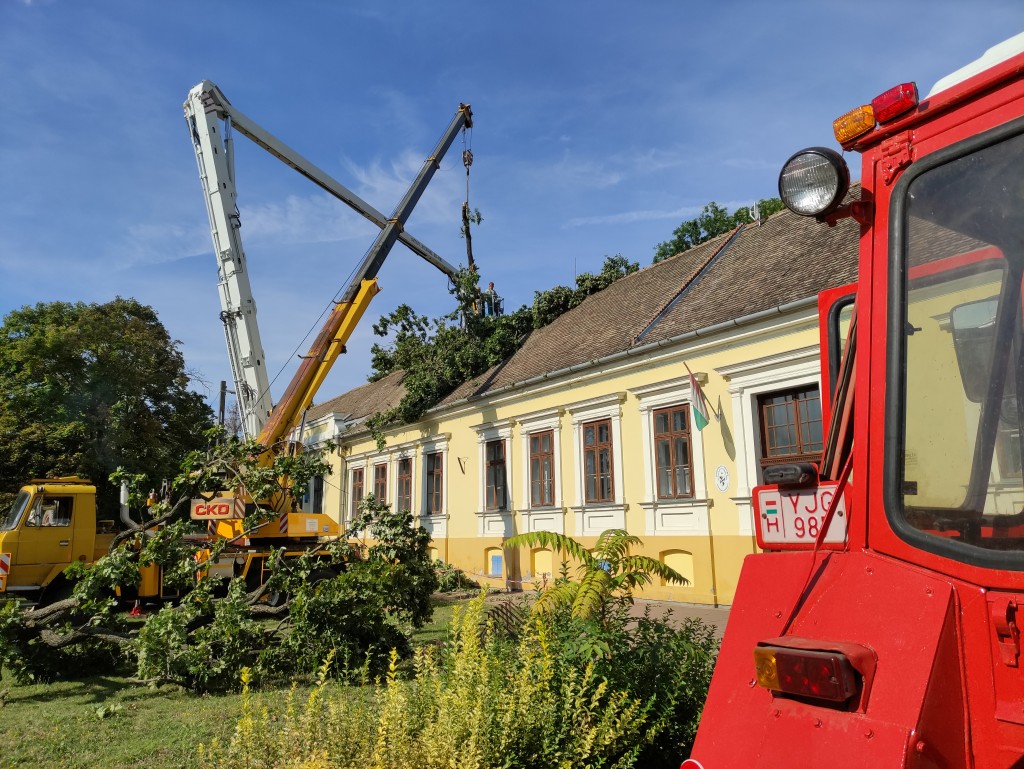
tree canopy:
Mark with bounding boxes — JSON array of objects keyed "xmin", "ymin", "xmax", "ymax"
[
  {"xmin": 366, "ymin": 255, "xmax": 639, "ymax": 439},
  {"xmin": 653, "ymin": 198, "xmax": 785, "ymax": 263},
  {"xmin": 0, "ymin": 297, "xmax": 214, "ymax": 508}
]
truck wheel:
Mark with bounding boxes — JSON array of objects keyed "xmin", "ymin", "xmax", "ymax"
[
  {"xmin": 308, "ymin": 568, "xmax": 337, "ymax": 590},
  {"xmin": 38, "ymin": 581, "xmax": 75, "ymax": 608},
  {"xmin": 265, "ymin": 588, "xmax": 289, "ymax": 607}
]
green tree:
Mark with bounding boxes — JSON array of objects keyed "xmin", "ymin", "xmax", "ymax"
[
  {"xmin": 367, "ymin": 255, "xmax": 638, "ymax": 441},
  {"xmin": 531, "ymin": 253, "xmax": 639, "ymax": 327},
  {"xmin": 0, "ymin": 298, "xmax": 214, "ymax": 508},
  {"xmin": 653, "ymin": 197, "xmax": 785, "ymax": 262},
  {"xmin": 504, "ymin": 528, "xmax": 687, "ymax": 627}
]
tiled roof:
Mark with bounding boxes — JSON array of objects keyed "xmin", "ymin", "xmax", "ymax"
[
  {"xmin": 441, "ymin": 232, "xmax": 735, "ymax": 402},
  {"xmin": 313, "ymin": 194, "xmax": 862, "ymax": 422},
  {"xmin": 441, "ymin": 201, "xmax": 860, "ymax": 404},
  {"xmin": 637, "ymin": 202, "xmax": 860, "ymax": 345},
  {"xmin": 305, "ymin": 368, "xmax": 406, "ymax": 424}
]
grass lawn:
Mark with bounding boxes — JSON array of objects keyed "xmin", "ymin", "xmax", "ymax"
[
  {"xmin": 0, "ymin": 596, "xmax": 468, "ymax": 769},
  {"xmin": 2, "ymin": 676, "xmax": 244, "ymax": 768}
]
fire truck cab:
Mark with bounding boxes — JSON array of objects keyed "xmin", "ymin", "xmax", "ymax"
[{"xmin": 687, "ymin": 33, "xmax": 1024, "ymax": 768}]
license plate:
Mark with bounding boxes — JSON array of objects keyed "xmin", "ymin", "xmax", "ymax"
[{"xmin": 754, "ymin": 482, "xmax": 848, "ymax": 549}]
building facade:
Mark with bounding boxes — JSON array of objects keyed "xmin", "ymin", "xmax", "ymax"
[{"xmin": 301, "ymin": 205, "xmax": 859, "ymax": 605}]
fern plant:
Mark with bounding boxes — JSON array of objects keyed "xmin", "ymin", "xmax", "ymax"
[{"xmin": 504, "ymin": 529, "xmax": 687, "ymax": 626}]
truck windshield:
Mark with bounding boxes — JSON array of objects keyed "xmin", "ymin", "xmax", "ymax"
[
  {"xmin": 893, "ymin": 125, "xmax": 1024, "ymax": 565},
  {"xmin": 0, "ymin": 491, "xmax": 30, "ymax": 531}
]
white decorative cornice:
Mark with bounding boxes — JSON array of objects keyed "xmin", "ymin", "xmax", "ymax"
[{"xmin": 715, "ymin": 345, "xmax": 819, "ymax": 384}]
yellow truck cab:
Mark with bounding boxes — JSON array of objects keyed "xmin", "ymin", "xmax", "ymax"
[{"xmin": 0, "ymin": 478, "xmax": 115, "ymax": 603}]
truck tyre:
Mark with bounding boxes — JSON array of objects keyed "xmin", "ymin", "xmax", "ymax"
[
  {"xmin": 308, "ymin": 568, "xmax": 337, "ymax": 590},
  {"xmin": 265, "ymin": 588, "xmax": 288, "ymax": 607},
  {"xmin": 266, "ymin": 567, "xmax": 337, "ymax": 606},
  {"xmin": 38, "ymin": 580, "xmax": 75, "ymax": 608}
]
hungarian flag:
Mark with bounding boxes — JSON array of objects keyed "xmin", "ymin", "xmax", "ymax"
[{"xmin": 689, "ymin": 370, "xmax": 710, "ymax": 431}]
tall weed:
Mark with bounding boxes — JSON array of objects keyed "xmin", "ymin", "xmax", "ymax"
[{"xmin": 201, "ymin": 592, "xmax": 717, "ymax": 768}]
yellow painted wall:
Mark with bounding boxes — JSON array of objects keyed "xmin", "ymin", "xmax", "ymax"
[{"xmin": 326, "ymin": 308, "xmax": 824, "ymax": 606}]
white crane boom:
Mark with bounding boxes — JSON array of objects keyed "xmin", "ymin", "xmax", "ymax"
[
  {"xmin": 184, "ymin": 85, "xmax": 273, "ymax": 439},
  {"xmin": 183, "ymin": 81, "xmax": 461, "ymax": 439}
]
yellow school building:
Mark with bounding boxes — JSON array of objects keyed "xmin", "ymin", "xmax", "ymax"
[{"xmin": 301, "ymin": 204, "xmax": 859, "ymax": 605}]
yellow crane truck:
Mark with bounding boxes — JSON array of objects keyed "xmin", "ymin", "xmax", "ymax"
[{"xmin": 0, "ymin": 477, "xmax": 337, "ymax": 604}]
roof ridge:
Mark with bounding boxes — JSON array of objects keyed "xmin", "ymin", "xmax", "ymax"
[{"xmin": 632, "ymin": 224, "xmax": 743, "ymax": 344}]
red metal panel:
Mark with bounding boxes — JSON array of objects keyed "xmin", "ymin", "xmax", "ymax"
[
  {"xmin": 958, "ymin": 586, "xmax": 1024, "ymax": 767},
  {"xmin": 690, "ymin": 549, "xmax": 966, "ymax": 767}
]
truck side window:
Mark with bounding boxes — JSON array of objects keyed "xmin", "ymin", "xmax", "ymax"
[{"xmin": 40, "ymin": 497, "xmax": 73, "ymax": 527}]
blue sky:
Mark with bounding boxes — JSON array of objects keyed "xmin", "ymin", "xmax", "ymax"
[{"xmin": 2, "ymin": 1, "xmax": 1022, "ymax": 415}]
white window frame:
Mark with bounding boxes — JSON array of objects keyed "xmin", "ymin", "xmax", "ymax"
[
  {"xmin": 630, "ymin": 376, "xmax": 710, "ymax": 537},
  {"xmin": 716, "ymin": 345, "xmax": 821, "ymax": 535},
  {"xmin": 472, "ymin": 420, "xmax": 514, "ymax": 538},
  {"xmin": 418, "ymin": 434, "xmax": 450, "ymax": 538},
  {"xmin": 567, "ymin": 393, "xmax": 626, "ymax": 536},
  {"xmin": 307, "ymin": 474, "xmax": 325, "ymax": 515},
  {"xmin": 297, "ymin": 424, "xmax": 334, "ymax": 516},
  {"xmin": 517, "ymin": 407, "xmax": 565, "ymax": 534}
]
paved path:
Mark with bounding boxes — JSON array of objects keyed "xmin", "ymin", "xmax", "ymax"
[
  {"xmin": 462, "ymin": 590, "xmax": 732, "ymax": 638},
  {"xmin": 629, "ymin": 599, "xmax": 730, "ymax": 637}
]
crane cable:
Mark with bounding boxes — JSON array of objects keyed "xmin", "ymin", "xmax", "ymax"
[{"xmin": 461, "ymin": 123, "xmax": 476, "ymax": 273}]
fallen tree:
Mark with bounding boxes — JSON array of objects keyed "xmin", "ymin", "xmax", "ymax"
[{"xmin": 0, "ymin": 430, "xmax": 437, "ymax": 691}]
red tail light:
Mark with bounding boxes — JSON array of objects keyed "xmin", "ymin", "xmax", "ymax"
[
  {"xmin": 871, "ymin": 82, "xmax": 919, "ymax": 124},
  {"xmin": 754, "ymin": 644, "xmax": 858, "ymax": 703}
]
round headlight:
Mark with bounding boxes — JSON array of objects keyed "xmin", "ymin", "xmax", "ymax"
[{"xmin": 778, "ymin": 147, "xmax": 850, "ymax": 217}]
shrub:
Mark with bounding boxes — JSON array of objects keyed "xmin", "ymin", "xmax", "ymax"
[
  {"xmin": 276, "ymin": 558, "xmax": 412, "ymax": 683},
  {"xmin": 132, "ymin": 494, "xmax": 439, "ymax": 691},
  {"xmin": 542, "ymin": 601, "xmax": 718, "ymax": 766},
  {"xmin": 202, "ymin": 592, "xmax": 718, "ymax": 768},
  {"xmin": 356, "ymin": 501, "xmax": 439, "ymax": 628},
  {"xmin": 433, "ymin": 559, "xmax": 478, "ymax": 593}
]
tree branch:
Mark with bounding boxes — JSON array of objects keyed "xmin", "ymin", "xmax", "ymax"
[{"xmin": 38, "ymin": 624, "xmax": 133, "ymax": 649}]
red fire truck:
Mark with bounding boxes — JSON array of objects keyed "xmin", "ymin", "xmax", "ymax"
[{"xmin": 685, "ymin": 33, "xmax": 1024, "ymax": 768}]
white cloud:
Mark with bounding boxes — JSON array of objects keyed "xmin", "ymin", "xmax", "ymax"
[
  {"xmin": 115, "ymin": 221, "xmax": 212, "ymax": 269},
  {"xmin": 542, "ymin": 153, "xmax": 624, "ymax": 191},
  {"xmin": 565, "ymin": 206, "xmax": 702, "ymax": 228},
  {"xmin": 564, "ymin": 196, "xmax": 772, "ymax": 229},
  {"xmin": 239, "ymin": 193, "xmax": 370, "ymax": 245},
  {"xmin": 91, "ymin": 149, "xmax": 466, "ymax": 276},
  {"xmin": 344, "ymin": 149, "xmax": 466, "ymax": 227}
]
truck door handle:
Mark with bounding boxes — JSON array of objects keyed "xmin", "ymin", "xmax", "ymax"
[{"xmin": 59, "ymin": 540, "xmax": 70, "ymax": 547}]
